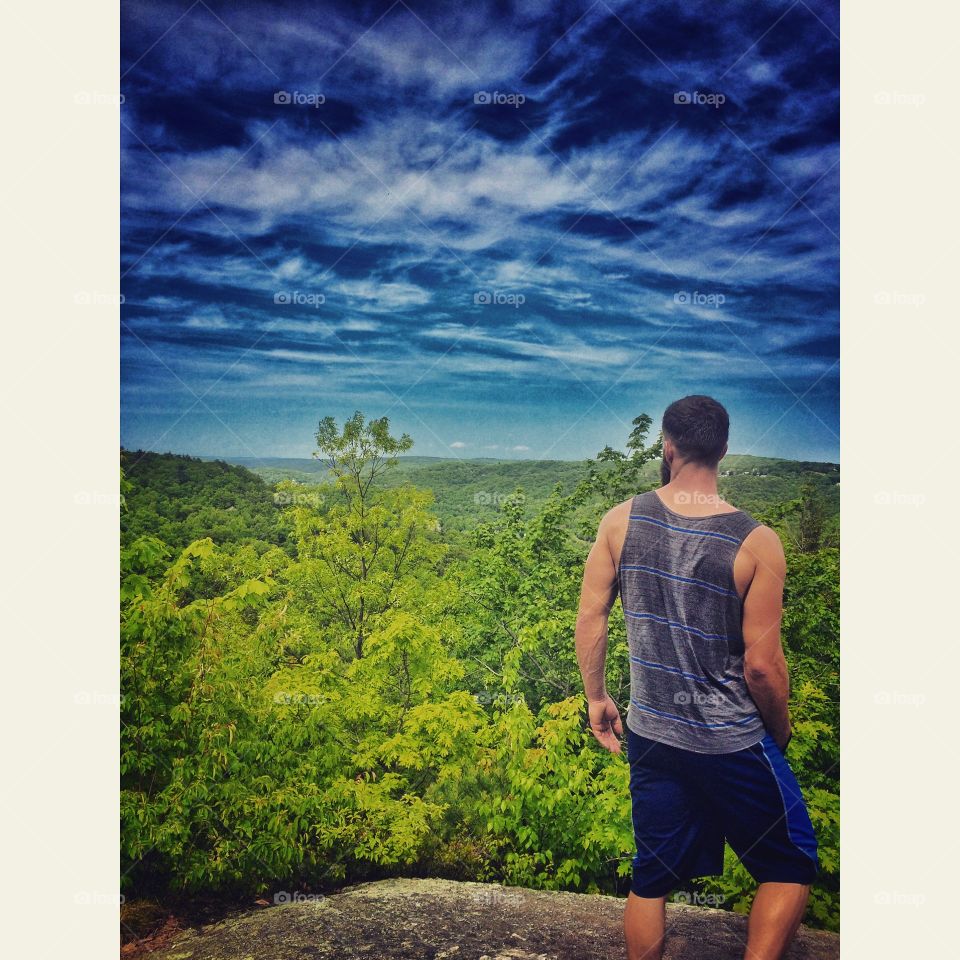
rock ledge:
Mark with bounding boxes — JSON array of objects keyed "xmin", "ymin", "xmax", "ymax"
[{"xmin": 149, "ymin": 877, "xmax": 839, "ymax": 960}]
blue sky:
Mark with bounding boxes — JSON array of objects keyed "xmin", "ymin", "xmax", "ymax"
[{"xmin": 120, "ymin": 0, "xmax": 839, "ymax": 462}]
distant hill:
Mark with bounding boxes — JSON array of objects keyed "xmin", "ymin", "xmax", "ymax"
[
  {"xmin": 121, "ymin": 450, "xmax": 285, "ymax": 551},
  {"xmin": 122, "ymin": 449, "xmax": 838, "ymax": 547},
  {"xmin": 207, "ymin": 453, "xmax": 839, "ymax": 534}
]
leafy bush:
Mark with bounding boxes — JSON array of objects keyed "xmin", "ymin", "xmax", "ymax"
[{"xmin": 120, "ymin": 414, "xmax": 839, "ymax": 929}]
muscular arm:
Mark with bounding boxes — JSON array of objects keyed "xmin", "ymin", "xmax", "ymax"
[
  {"xmin": 741, "ymin": 526, "xmax": 793, "ymax": 749},
  {"xmin": 575, "ymin": 512, "xmax": 623, "ymax": 752}
]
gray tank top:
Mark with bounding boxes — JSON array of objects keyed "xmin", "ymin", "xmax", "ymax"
[{"xmin": 619, "ymin": 490, "xmax": 767, "ymax": 753}]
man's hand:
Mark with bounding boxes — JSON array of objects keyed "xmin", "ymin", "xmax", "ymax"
[
  {"xmin": 775, "ymin": 722, "xmax": 793, "ymax": 753},
  {"xmin": 587, "ymin": 696, "xmax": 624, "ymax": 753}
]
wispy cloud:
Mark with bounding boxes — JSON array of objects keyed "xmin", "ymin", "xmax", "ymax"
[{"xmin": 121, "ymin": 0, "xmax": 839, "ymax": 460}]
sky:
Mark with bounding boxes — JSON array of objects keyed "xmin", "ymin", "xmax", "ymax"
[{"xmin": 120, "ymin": 0, "xmax": 840, "ymax": 463}]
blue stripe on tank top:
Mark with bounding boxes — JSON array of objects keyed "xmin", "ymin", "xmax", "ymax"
[
  {"xmin": 630, "ymin": 655, "xmax": 733, "ymax": 684},
  {"xmin": 619, "ymin": 563, "xmax": 739, "ymax": 598},
  {"xmin": 628, "ymin": 513, "xmax": 741, "ymax": 544},
  {"xmin": 630, "ymin": 698, "xmax": 759, "ymax": 728},
  {"xmin": 623, "ymin": 609, "xmax": 730, "ymax": 642}
]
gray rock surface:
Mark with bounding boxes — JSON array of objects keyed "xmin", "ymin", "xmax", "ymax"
[{"xmin": 150, "ymin": 877, "xmax": 840, "ymax": 960}]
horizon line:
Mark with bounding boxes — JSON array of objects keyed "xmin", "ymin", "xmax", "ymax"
[{"xmin": 119, "ymin": 447, "xmax": 841, "ymax": 468}]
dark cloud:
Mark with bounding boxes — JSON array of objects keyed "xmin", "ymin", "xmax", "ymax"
[{"xmin": 121, "ymin": 0, "xmax": 839, "ymax": 460}]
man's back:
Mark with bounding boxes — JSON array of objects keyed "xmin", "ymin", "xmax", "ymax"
[{"xmin": 613, "ymin": 488, "xmax": 766, "ymax": 752}]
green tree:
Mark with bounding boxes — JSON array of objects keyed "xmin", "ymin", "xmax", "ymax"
[
  {"xmin": 758, "ymin": 480, "xmax": 832, "ymax": 553},
  {"xmin": 286, "ymin": 412, "xmax": 442, "ymax": 659},
  {"xmin": 579, "ymin": 414, "xmax": 663, "ymax": 511}
]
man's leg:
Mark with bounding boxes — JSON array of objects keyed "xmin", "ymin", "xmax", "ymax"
[
  {"xmin": 744, "ymin": 882, "xmax": 810, "ymax": 960},
  {"xmin": 624, "ymin": 892, "xmax": 666, "ymax": 960},
  {"xmin": 704, "ymin": 736, "xmax": 818, "ymax": 960}
]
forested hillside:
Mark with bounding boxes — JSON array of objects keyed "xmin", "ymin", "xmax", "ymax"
[
  {"xmin": 206, "ymin": 452, "xmax": 839, "ymax": 537},
  {"xmin": 121, "ymin": 414, "xmax": 840, "ymax": 933},
  {"xmin": 120, "ymin": 451, "xmax": 285, "ymax": 551}
]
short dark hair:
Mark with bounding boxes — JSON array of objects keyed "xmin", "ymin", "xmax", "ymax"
[{"xmin": 662, "ymin": 395, "xmax": 729, "ymax": 467}]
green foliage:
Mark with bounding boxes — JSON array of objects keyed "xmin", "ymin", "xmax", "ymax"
[
  {"xmin": 120, "ymin": 450, "xmax": 284, "ymax": 552},
  {"xmin": 475, "ymin": 696, "xmax": 633, "ymax": 892},
  {"xmin": 758, "ymin": 481, "xmax": 839, "ymax": 552},
  {"xmin": 120, "ymin": 414, "xmax": 839, "ymax": 930},
  {"xmin": 288, "ymin": 412, "xmax": 444, "ymax": 659},
  {"xmin": 580, "ymin": 414, "xmax": 663, "ymax": 508},
  {"xmin": 455, "ymin": 487, "xmax": 603, "ymax": 710},
  {"xmin": 220, "ymin": 452, "xmax": 839, "ymax": 540}
]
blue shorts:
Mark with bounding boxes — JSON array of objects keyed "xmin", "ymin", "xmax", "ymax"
[{"xmin": 627, "ymin": 726, "xmax": 819, "ymax": 898}]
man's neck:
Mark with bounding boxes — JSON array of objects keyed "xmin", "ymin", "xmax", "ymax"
[
  {"xmin": 660, "ymin": 464, "xmax": 725, "ymax": 511},
  {"xmin": 666, "ymin": 463, "xmax": 719, "ymax": 495}
]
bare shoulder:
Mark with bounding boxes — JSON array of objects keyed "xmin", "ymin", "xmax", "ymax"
[
  {"xmin": 598, "ymin": 497, "xmax": 633, "ymax": 535},
  {"xmin": 593, "ymin": 498, "xmax": 634, "ymax": 567},
  {"xmin": 741, "ymin": 524, "xmax": 786, "ymax": 574}
]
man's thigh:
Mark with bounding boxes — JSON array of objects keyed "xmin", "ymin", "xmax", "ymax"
[
  {"xmin": 705, "ymin": 733, "xmax": 819, "ymax": 885},
  {"xmin": 627, "ymin": 729, "xmax": 725, "ymax": 898}
]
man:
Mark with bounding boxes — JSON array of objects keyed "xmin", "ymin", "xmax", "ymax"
[{"xmin": 575, "ymin": 395, "xmax": 819, "ymax": 960}]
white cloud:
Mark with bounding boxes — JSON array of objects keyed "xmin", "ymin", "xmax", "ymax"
[
  {"xmin": 266, "ymin": 318, "xmax": 334, "ymax": 336},
  {"xmin": 421, "ymin": 321, "xmax": 634, "ymax": 367},
  {"xmin": 333, "ymin": 279, "xmax": 433, "ymax": 311},
  {"xmin": 275, "ymin": 256, "xmax": 309, "ymax": 281},
  {"xmin": 261, "ymin": 348, "xmax": 384, "ymax": 365},
  {"xmin": 338, "ymin": 318, "xmax": 381, "ymax": 332},
  {"xmin": 184, "ymin": 308, "xmax": 233, "ymax": 330}
]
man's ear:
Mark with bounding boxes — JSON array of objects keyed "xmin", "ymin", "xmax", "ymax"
[
  {"xmin": 663, "ymin": 437, "xmax": 675, "ymax": 465},
  {"xmin": 720, "ymin": 442, "xmax": 728, "ymax": 461}
]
